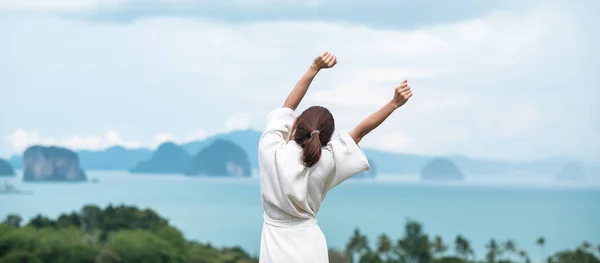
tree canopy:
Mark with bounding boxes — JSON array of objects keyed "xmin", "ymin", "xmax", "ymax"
[{"xmin": 1, "ymin": 205, "xmax": 597, "ymax": 263}]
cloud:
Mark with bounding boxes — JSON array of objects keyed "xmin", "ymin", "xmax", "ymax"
[
  {"xmin": 0, "ymin": 0, "xmax": 550, "ymax": 36},
  {"xmin": 368, "ymin": 132, "xmax": 413, "ymax": 153},
  {"xmin": 151, "ymin": 129, "xmax": 208, "ymax": 148},
  {"xmin": 0, "ymin": 0, "xmax": 318, "ymax": 12},
  {"xmin": 184, "ymin": 129, "xmax": 208, "ymax": 142},
  {"xmin": 225, "ymin": 113, "xmax": 250, "ymax": 132},
  {"xmin": 0, "ymin": 2, "xmax": 597, "ymax": 162},
  {"xmin": 152, "ymin": 132, "xmax": 175, "ymax": 148},
  {"xmin": 311, "ymin": 67, "xmax": 435, "ymax": 107},
  {"xmin": 5, "ymin": 129, "xmax": 142, "ymax": 154},
  {"xmin": 0, "ymin": 0, "xmax": 124, "ymax": 12},
  {"xmin": 487, "ymin": 104, "xmax": 541, "ymax": 139},
  {"xmin": 4, "ymin": 128, "xmax": 210, "ymax": 155}
]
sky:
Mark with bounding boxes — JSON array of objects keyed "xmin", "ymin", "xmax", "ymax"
[{"xmin": 1, "ymin": 0, "xmax": 599, "ymax": 163}]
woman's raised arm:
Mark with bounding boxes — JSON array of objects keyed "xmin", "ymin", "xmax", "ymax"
[
  {"xmin": 349, "ymin": 80, "xmax": 413, "ymax": 144},
  {"xmin": 283, "ymin": 52, "xmax": 337, "ymax": 111}
]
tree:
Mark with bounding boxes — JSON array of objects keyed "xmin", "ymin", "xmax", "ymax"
[
  {"xmin": 0, "ymin": 250, "xmax": 44, "ymax": 263},
  {"xmin": 581, "ymin": 241, "xmax": 592, "ymax": 252},
  {"xmin": 106, "ymin": 229, "xmax": 180, "ymax": 263},
  {"xmin": 56, "ymin": 213, "xmax": 81, "ymax": 228},
  {"xmin": 549, "ymin": 249, "xmax": 600, "ymax": 263},
  {"xmin": 35, "ymin": 227, "xmax": 99, "ymax": 263},
  {"xmin": 377, "ymin": 233, "xmax": 394, "ymax": 261},
  {"xmin": 4, "ymin": 214, "xmax": 22, "ymax": 228},
  {"xmin": 518, "ymin": 250, "xmax": 531, "ymax": 263},
  {"xmin": 346, "ymin": 228, "xmax": 370, "ymax": 262},
  {"xmin": 0, "ymin": 204, "xmax": 258, "ymax": 263},
  {"xmin": 221, "ymin": 246, "xmax": 257, "ymax": 263},
  {"xmin": 4, "ymin": 204, "xmax": 600, "ymax": 263},
  {"xmin": 95, "ymin": 245, "xmax": 121, "ymax": 263},
  {"xmin": 503, "ymin": 239, "xmax": 517, "ymax": 261},
  {"xmin": 537, "ymin": 237, "xmax": 546, "ymax": 263},
  {"xmin": 0, "ymin": 227, "xmax": 99, "ymax": 263},
  {"xmin": 187, "ymin": 241, "xmax": 242, "ymax": 263},
  {"xmin": 395, "ymin": 219, "xmax": 432, "ymax": 263},
  {"xmin": 486, "ymin": 239, "xmax": 500, "ymax": 263},
  {"xmin": 329, "ymin": 248, "xmax": 352, "ymax": 263},
  {"xmin": 28, "ymin": 215, "xmax": 56, "ymax": 228},
  {"xmin": 433, "ymin": 257, "xmax": 468, "ymax": 263},
  {"xmin": 358, "ymin": 251, "xmax": 383, "ymax": 263},
  {"xmin": 454, "ymin": 235, "xmax": 472, "ymax": 261},
  {"xmin": 431, "ymin": 235, "xmax": 447, "ymax": 258},
  {"xmin": 80, "ymin": 205, "xmax": 102, "ymax": 231},
  {"xmin": 0, "ymin": 227, "xmax": 39, "ymax": 260}
]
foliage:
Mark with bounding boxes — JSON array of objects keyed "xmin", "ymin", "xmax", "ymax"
[
  {"xmin": 2, "ymin": 205, "xmax": 598, "ymax": 263},
  {"xmin": 395, "ymin": 219, "xmax": 432, "ymax": 263},
  {"xmin": 548, "ymin": 248, "xmax": 600, "ymax": 263},
  {"xmin": 328, "ymin": 221, "xmax": 598, "ymax": 263},
  {"xmin": 0, "ymin": 204, "xmax": 258, "ymax": 263}
]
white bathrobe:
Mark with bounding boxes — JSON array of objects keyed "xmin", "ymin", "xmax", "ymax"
[{"xmin": 258, "ymin": 107, "xmax": 370, "ymax": 263}]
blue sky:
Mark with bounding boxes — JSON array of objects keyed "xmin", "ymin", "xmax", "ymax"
[{"xmin": 1, "ymin": 0, "xmax": 599, "ymax": 162}]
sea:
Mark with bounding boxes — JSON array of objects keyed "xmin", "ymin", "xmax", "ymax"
[{"xmin": 1, "ymin": 171, "xmax": 599, "ymax": 262}]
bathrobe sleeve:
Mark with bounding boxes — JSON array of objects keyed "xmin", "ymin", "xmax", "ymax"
[
  {"xmin": 259, "ymin": 107, "xmax": 297, "ymax": 153},
  {"xmin": 324, "ymin": 131, "xmax": 370, "ymax": 190}
]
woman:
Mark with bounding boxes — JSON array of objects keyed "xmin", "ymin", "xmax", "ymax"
[{"xmin": 258, "ymin": 51, "xmax": 413, "ymax": 263}]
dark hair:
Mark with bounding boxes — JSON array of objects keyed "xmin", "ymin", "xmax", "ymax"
[{"xmin": 293, "ymin": 106, "xmax": 335, "ymax": 168}]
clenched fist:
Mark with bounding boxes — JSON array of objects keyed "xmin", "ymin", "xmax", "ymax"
[
  {"xmin": 311, "ymin": 51, "xmax": 337, "ymax": 70},
  {"xmin": 391, "ymin": 80, "xmax": 413, "ymax": 108}
]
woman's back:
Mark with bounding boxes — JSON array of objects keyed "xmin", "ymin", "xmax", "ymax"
[
  {"xmin": 258, "ymin": 107, "xmax": 370, "ymax": 222},
  {"xmin": 257, "ymin": 107, "xmax": 370, "ymax": 263}
]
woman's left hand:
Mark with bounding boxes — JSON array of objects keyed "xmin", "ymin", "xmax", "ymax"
[{"xmin": 311, "ymin": 52, "xmax": 337, "ymax": 70}]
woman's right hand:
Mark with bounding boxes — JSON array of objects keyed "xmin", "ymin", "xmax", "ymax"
[{"xmin": 391, "ymin": 80, "xmax": 413, "ymax": 109}]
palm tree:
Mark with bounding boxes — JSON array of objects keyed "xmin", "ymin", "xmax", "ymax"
[
  {"xmin": 581, "ymin": 241, "xmax": 592, "ymax": 252},
  {"xmin": 503, "ymin": 239, "xmax": 517, "ymax": 261},
  {"xmin": 377, "ymin": 234, "xmax": 392, "ymax": 253},
  {"xmin": 395, "ymin": 220, "xmax": 432, "ymax": 263},
  {"xmin": 431, "ymin": 235, "xmax": 447, "ymax": 258},
  {"xmin": 536, "ymin": 237, "xmax": 545, "ymax": 263},
  {"xmin": 455, "ymin": 235, "xmax": 472, "ymax": 260},
  {"xmin": 346, "ymin": 228, "xmax": 369, "ymax": 262},
  {"xmin": 486, "ymin": 239, "xmax": 499, "ymax": 263},
  {"xmin": 519, "ymin": 250, "xmax": 531, "ymax": 263},
  {"xmin": 376, "ymin": 234, "xmax": 392, "ymax": 261}
]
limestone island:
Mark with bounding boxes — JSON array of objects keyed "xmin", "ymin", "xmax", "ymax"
[
  {"xmin": 0, "ymin": 159, "xmax": 16, "ymax": 176},
  {"xmin": 22, "ymin": 146, "xmax": 87, "ymax": 182},
  {"xmin": 420, "ymin": 158, "xmax": 465, "ymax": 181},
  {"xmin": 130, "ymin": 142, "xmax": 191, "ymax": 174},
  {"xmin": 186, "ymin": 139, "xmax": 251, "ymax": 177}
]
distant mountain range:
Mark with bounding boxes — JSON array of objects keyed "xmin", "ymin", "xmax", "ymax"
[{"xmin": 8, "ymin": 129, "xmax": 599, "ymax": 178}]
